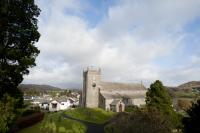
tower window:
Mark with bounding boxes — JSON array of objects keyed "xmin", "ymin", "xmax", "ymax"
[{"xmin": 92, "ymin": 82, "xmax": 96, "ymax": 87}]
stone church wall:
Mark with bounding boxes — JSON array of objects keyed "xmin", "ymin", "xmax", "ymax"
[{"xmin": 131, "ymin": 98, "xmax": 146, "ymax": 106}]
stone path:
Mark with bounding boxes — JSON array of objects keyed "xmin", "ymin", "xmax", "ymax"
[{"xmin": 63, "ymin": 114, "xmax": 106, "ymax": 133}]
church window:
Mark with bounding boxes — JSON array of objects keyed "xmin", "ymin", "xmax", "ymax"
[{"xmin": 92, "ymin": 82, "xmax": 96, "ymax": 87}]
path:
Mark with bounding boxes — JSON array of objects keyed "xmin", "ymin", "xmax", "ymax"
[{"xmin": 63, "ymin": 114, "xmax": 107, "ymax": 133}]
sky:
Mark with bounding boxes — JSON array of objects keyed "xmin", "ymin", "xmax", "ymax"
[{"xmin": 23, "ymin": 0, "xmax": 200, "ymax": 88}]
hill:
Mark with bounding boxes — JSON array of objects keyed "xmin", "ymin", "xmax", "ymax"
[
  {"xmin": 166, "ymin": 81, "xmax": 200, "ymax": 94},
  {"xmin": 166, "ymin": 81, "xmax": 200, "ymax": 101},
  {"xmin": 18, "ymin": 84, "xmax": 62, "ymax": 92},
  {"xmin": 178, "ymin": 81, "xmax": 200, "ymax": 90},
  {"xmin": 166, "ymin": 81, "xmax": 200, "ymax": 111}
]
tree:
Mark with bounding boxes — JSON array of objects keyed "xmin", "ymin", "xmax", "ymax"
[
  {"xmin": 183, "ymin": 99, "xmax": 200, "ymax": 133},
  {"xmin": 0, "ymin": 94, "xmax": 18, "ymax": 133},
  {"xmin": 105, "ymin": 107, "xmax": 173, "ymax": 133},
  {"xmin": 146, "ymin": 80, "xmax": 173, "ymax": 112},
  {"xmin": 146, "ymin": 80, "xmax": 182, "ymax": 129},
  {"xmin": 0, "ymin": 0, "xmax": 40, "ymax": 102}
]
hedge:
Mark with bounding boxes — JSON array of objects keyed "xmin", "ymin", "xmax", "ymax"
[{"xmin": 16, "ymin": 112, "xmax": 44, "ymax": 129}]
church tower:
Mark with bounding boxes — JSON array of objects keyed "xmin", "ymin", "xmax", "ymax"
[{"xmin": 82, "ymin": 67, "xmax": 101, "ymax": 108}]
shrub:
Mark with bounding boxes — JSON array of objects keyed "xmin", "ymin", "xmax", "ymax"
[
  {"xmin": 125, "ymin": 105, "xmax": 138, "ymax": 112},
  {"xmin": 177, "ymin": 99, "xmax": 192, "ymax": 111},
  {"xmin": 0, "ymin": 94, "xmax": 18, "ymax": 133},
  {"xmin": 21, "ymin": 109, "xmax": 39, "ymax": 117},
  {"xmin": 105, "ymin": 108, "xmax": 173, "ymax": 133},
  {"xmin": 183, "ymin": 99, "xmax": 200, "ymax": 133},
  {"xmin": 16, "ymin": 112, "xmax": 44, "ymax": 129}
]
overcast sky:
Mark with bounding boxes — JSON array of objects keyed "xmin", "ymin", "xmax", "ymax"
[{"xmin": 23, "ymin": 0, "xmax": 200, "ymax": 88}]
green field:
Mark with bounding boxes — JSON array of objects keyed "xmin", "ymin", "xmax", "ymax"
[
  {"xmin": 64, "ymin": 108, "xmax": 114, "ymax": 124},
  {"xmin": 19, "ymin": 112, "xmax": 86, "ymax": 133},
  {"xmin": 174, "ymin": 92, "xmax": 198, "ymax": 98}
]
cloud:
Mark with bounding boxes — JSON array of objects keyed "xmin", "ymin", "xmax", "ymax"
[{"xmin": 23, "ymin": 0, "xmax": 200, "ymax": 88}]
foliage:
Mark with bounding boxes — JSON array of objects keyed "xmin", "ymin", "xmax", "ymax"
[
  {"xmin": 21, "ymin": 109, "xmax": 40, "ymax": 117},
  {"xmin": 125, "ymin": 105, "xmax": 139, "ymax": 112},
  {"xmin": 60, "ymin": 90, "xmax": 73, "ymax": 97},
  {"xmin": 65, "ymin": 108, "xmax": 114, "ymax": 124},
  {"xmin": 19, "ymin": 112, "xmax": 86, "ymax": 133},
  {"xmin": 17, "ymin": 112, "xmax": 44, "ymax": 129},
  {"xmin": 183, "ymin": 99, "xmax": 200, "ymax": 133},
  {"xmin": 146, "ymin": 80, "xmax": 183, "ymax": 129},
  {"xmin": 0, "ymin": 94, "xmax": 19, "ymax": 133},
  {"xmin": 105, "ymin": 107, "xmax": 173, "ymax": 133},
  {"xmin": 177, "ymin": 99, "xmax": 192, "ymax": 111},
  {"xmin": 146, "ymin": 80, "xmax": 173, "ymax": 112},
  {"xmin": 0, "ymin": 0, "xmax": 40, "ymax": 103}
]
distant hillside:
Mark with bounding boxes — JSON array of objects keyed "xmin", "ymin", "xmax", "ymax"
[
  {"xmin": 166, "ymin": 81, "xmax": 200, "ymax": 99},
  {"xmin": 178, "ymin": 81, "xmax": 200, "ymax": 90},
  {"xmin": 166, "ymin": 81, "xmax": 200, "ymax": 91},
  {"xmin": 18, "ymin": 84, "xmax": 62, "ymax": 92}
]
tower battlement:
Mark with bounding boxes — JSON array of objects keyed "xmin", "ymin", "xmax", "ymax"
[{"xmin": 84, "ymin": 66, "xmax": 101, "ymax": 73}]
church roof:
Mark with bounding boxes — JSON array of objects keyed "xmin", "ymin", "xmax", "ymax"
[
  {"xmin": 99, "ymin": 82, "xmax": 146, "ymax": 99},
  {"xmin": 99, "ymin": 82, "xmax": 146, "ymax": 91},
  {"xmin": 100, "ymin": 91, "xmax": 146, "ymax": 99}
]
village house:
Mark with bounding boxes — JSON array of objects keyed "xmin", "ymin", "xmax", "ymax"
[{"xmin": 49, "ymin": 97, "xmax": 74, "ymax": 112}]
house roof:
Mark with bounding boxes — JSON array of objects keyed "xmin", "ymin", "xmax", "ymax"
[
  {"xmin": 51, "ymin": 97, "xmax": 69, "ymax": 103},
  {"xmin": 35, "ymin": 99, "xmax": 50, "ymax": 103}
]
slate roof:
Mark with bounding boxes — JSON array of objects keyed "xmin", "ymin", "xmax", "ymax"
[
  {"xmin": 100, "ymin": 91, "xmax": 146, "ymax": 99},
  {"xmin": 99, "ymin": 82, "xmax": 147, "ymax": 99},
  {"xmin": 54, "ymin": 97, "xmax": 69, "ymax": 103},
  {"xmin": 99, "ymin": 82, "xmax": 146, "ymax": 91}
]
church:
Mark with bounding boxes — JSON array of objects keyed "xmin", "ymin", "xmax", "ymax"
[{"xmin": 80, "ymin": 67, "xmax": 147, "ymax": 112}]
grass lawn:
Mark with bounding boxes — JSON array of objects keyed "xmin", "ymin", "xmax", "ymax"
[
  {"xmin": 19, "ymin": 112, "xmax": 86, "ymax": 133},
  {"xmin": 64, "ymin": 108, "xmax": 114, "ymax": 124}
]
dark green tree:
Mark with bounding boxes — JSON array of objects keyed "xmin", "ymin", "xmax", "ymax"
[
  {"xmin": 146, "ymin": 80, "xmax": 173, "ymax": 113},
  {"xmin": 183, "ymin": 99, "xmax": 200, "ymax": 133},
  {"xmin": 146, "ymin": 80, "xmax": 182, "ymax": 130},
  {"xmin": 0, "ymin": 94, "xmax": 19, "ymax": 133},
  {"xmin": 0, "ymin": 0, "xmax": 40, "ymax": 104}
]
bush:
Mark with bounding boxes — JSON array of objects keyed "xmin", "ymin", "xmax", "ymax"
[
  {"xmin": 183, "ymin": 99, "xmax": 200, "ymax": 133},
  {"xmin": 16, "ymin": 112, "xmax": 44, "ymax": 129},
  {"xmin": 177, "ymin": 99, "xmax": 192, "ymax": 111},
  {"xmin": 125, "ymin": 105, "xmax": 138, "ymax": 112},
  {"xmin": 105, "ymin": 108, "xmax": 173, "ymax": 133},
  {"xmin": 0, "ymin": 94, "xmax": 18, "ymax": 133},
  {"xmin": 21, "ymin": 110, "xmax": 39, "ymax": 117}
]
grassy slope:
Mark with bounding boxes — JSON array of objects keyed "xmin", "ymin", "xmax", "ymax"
[
  {"xmin": 19, "ymin": 112, "xmax": 86, "ymax": 133},
  {"xmin": 65, "ymin": 108, "xmax": 114, "ymax": 124},
  {"xmin": 174, "ymin": 92, "xmax": 198, "ymax": 98}
]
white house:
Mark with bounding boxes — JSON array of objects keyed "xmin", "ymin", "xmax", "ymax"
[
  {"xmin": 60, "ymin": 100, "xmax": 71, "ymax": 110},
  {"xmin": 39, "ymin": 99, "xmax": 50, "ymax": 110},
  {"xmin": 49, "ymin": 97, "xmax": 71, "ymax": 112},
  {"xmin": 49, "ymin": 100, "xmax": 60, "ymax": 112}
]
